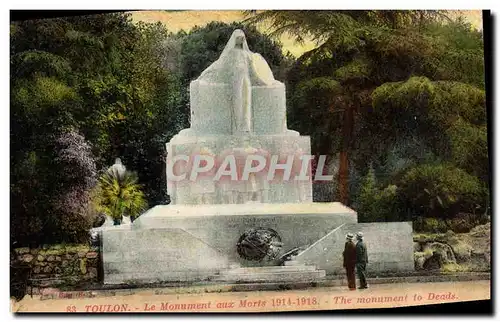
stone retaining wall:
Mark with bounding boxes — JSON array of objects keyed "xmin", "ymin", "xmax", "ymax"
[
  {"xmin": 295, "ymin": 222, "xmax": 415, "ymax": 275},
  {"xmin": 11, "ymin": 244, "xmax": 100, "ymax": 293}
]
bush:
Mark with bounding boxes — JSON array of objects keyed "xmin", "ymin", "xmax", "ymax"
[
  {"xmin": 313, "ymin": 181, "xmax": 336, "ymax": 202},
  {"xmin": 399, "ymin": 163, "xmax": 487, "ymax": 219},
  {"xmin": 447, "ymin": 212, "xmax": 489, "ymax": 233},
  {"xmin": 425, "ymin": 218, "xmax": 440, "ymax": 232},
  {"xmin": 414, "ymin": 212, "xmax": 488, "ymax": 233},
  {"xmin": 357, "ymin": 168, "xmax": 405, "ymax": 222},
  {"xmin": 447, "ymin": 216, "xmax": 472, "ymax": 233},
  {"xmin": 441, "ymin": 263, "xmax": 472, "ymax": 273},
  {"xmin": 10, "ymin": 130, "xmax": 98, "ymax": 247},
  {"xmin": 414, "ymin": 217, "xmax": 448, "ymax": 233}
]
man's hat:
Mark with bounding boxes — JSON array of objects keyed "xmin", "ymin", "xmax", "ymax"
[
  {"xmin": 346, "ymin": 233, "xmax": 354, "ymax": 240},
  {"xmin": 356, "ymin": 232, "xmax": 364, "ymax": 239}
]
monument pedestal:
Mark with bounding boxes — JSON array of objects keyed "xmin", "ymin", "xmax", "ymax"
[
  {"xmin": 102, "ymin": 203, "xmax": 355, "ymax": 285},
  {"xmin": 101, "ymin": 203, "xmax": 414, "ymax": 285},
  {"xmin": 167, "ymin": 133, "xmax": 313, "ymax": 205}
]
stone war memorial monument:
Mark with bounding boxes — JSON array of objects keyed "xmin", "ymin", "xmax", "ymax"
[{"xmin": 100, "ymin": 30, "xmax": 415, "ymax": 285}]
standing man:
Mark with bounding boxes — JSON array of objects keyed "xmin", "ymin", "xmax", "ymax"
[
  {"xmin": 342, "ymin": 233, "xmax": 357, "ymax": 290},
  {"xmin": 356, "ymin": 232, "xmax": 369, "ymax": 289}
]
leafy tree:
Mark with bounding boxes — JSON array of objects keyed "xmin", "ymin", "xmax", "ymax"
[
  {"xmin": 52, "ymin": 130, "xmax": 98, "ymax": 214},
  {"xmin": 368, "ymin": 77, "xmax": 487, "ymax": 180},
  {"xmin": 89, "ymin": 20, "xmax": 183, "ymax": 205},
  {"xmin": 246, "ymin": 11, "xmax": 485, "ymax": 209},
  {"xmin": 361, "ymin": 75, "xmax": 488, "ymax": 221},
  {"xmin": 10, "ymin": 13, "xmax": 183, "ymax": 245}
]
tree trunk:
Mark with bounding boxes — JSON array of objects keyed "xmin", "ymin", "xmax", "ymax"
[{"xmin": 338, "ymin": 103, "xmax": 355, "ymax": 205}]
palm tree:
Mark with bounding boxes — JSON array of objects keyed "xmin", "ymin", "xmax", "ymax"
[
  {"xmin": 244, "ymin": 11, "xmax": 450, "ymax": 44},
  {"xmin": 94, "ymin": 159, "xmax": 148, "ymax": 224}
]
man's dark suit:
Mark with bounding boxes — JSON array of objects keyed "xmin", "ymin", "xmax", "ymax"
[
  {"xmin": 356, "ymin": 240, "xmax": 368, "ymax": 289},
  {"xmin": 342, "ymin": 241, "xmax": 357, "ymax": 290}
]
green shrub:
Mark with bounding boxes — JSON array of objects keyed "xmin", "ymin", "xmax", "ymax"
[
  {"xmin": 414, "ymin": 216, "xmax": 448, "ymax": 233},
  {"xmin": 413, "ymin": 216, "xmax": 425, "ymax": 232},
  {"xmin": 427, "ymin": 217, "xmax": 447, "ymax": 233},
  {"xmin": 447, "ymin": 212, "xmax": 488, "ymax": 233},
  {"xmin": 441, "ymin": 263, "xmax": 471, "ymax": 273},
  {"xmin": 357, "ymin": 168, "xmax": 405, "ymax": 222},
  {"xmin": 399, "ymin": 163, "xmax": 487, "ymax": 219},
  {"xmin": 447, "ymin": 217, "xmax": 471, "ymax": 233},
  {"xmin": 425, "ymin": 217, "xmax": 440, "ymax": 232},
  {"xmin": 414, "ymin": 212, "xmax": 488, "ymax": 233}
]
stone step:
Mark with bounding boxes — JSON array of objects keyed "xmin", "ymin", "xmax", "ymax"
[
  {"xmin": 103, "ymin": 270, "xmax": 220, "ymax": 285},
  {"xmin": 103, "ymin": 261, "xmax": 229, "ymax": 274},
  {"xmin": 220, "ymin": 265, "xmax": 318, "ymax": 275},
  {"xmin": 284, "ymin": 261, "xmax": 301, "ymax": 266},
  {"xmin": 211, "ymin": 270, "xmax": 326, "ymax": 283}
]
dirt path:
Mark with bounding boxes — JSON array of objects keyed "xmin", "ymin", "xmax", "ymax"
[{"xmin": 11, "ymin": 280, "xmax": 490, "ymax": 313}]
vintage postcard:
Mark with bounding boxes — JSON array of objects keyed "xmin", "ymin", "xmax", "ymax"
[{"xmin": 9, "ymin": 9, "xmax": 491, "ymax": 313}]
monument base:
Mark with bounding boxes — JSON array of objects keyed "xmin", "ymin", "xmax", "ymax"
[
  {"xmin": 101, "ymin": 203, "xmax": 414, "ymax": 285},
  {"xmin": 211, "ymin": 265, "xmax": 326, "ymax": 283}
]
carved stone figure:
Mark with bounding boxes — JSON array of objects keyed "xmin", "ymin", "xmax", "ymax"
[
  {"xmin": 168, "ymin": 30, "xmax": 313, "ymax": 205},
  {"xmin": 198, "ymin": 29, "xmax": 278, "ymax": 134}
]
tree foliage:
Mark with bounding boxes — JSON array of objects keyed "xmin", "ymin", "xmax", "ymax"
[
  {"xmin": 398, "ymin": 163, "xmax": 487, "ymax": 219},
  {"xmin": 244, "ymin": 10, "xmax": 451, "ymax": 44},
  {"xmin": 357, "ymin": 167, "xmax": 405, "ymax": 223},
  {"xmin": 10, "ymin": 13, "xmax": 181, "ymax": 246},
  {"xmin": 246, "ymin": 10, "xmax": 488, "ymax": 222}
]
